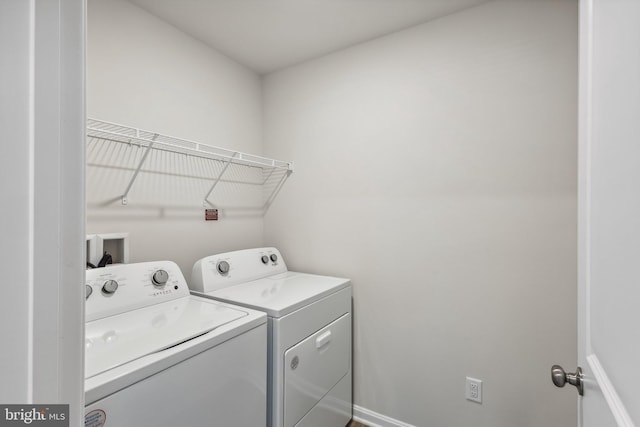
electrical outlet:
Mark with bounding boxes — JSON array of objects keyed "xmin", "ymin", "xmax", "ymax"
[{"xmin": 466, "ymin": 377, "xmax": 482, "ymax": 403}]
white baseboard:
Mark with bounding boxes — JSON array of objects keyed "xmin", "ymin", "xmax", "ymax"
[{"xmin": 353, "ymin": 405, "xmax": 416, "ymax": 427}]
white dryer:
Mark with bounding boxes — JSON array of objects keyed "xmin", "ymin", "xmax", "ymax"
[
  {"xmin": 84, "ymin": 261, "xmax": 267, "ymax": 427},
  {"xmin": 191, "ymin": 248, "xmax": 352, "ymax": 427}
]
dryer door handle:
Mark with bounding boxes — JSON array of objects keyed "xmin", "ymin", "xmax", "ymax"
[{"xmin": 315, "ymin": 330, "xmax": 332, "ymax": 349}]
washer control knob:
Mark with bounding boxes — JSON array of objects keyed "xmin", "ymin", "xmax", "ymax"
[
  {"xmin": 261, "ymin": 255, "xmax": 269, "ymax": 264},
  {"xmin": 102, "ymin": 280, "xmax": 118, "ymax": 294},
  {"xmin": 217, "ymin": 260, "xmax": 230, "ymax": 275},
  {"xmin": 86, "ymin": 285, "xmax": 93, "ymax": 300},
  {"xmin": 152, "ymin": 269, "xmax": 169, "ymax": 286},
  {"xmin": 270, "ymin": 254, "xmax": 278, "ymax": 263}
]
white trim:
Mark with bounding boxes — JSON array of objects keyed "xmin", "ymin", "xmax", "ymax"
[
  {"xmin": 577, "ymin": 2, "xmax": 592, "ymax": 425},
  {"xmin": 579, "ymin": 0, "xmax": 594, "ymax": 357},
  {"xmin": 57, "ymin": 0, "xmax": 86, "ymax": 423},
  {"xmin": 587, "ymin": 355, "xmax": 635, "ymax": 427},
  {"xmin": 353, "ymin": 405, "xmax": 416, "ymax": 427},
  {"xmin": 27, "ymin": 0, "xmax": 36, "ymax": 402}
]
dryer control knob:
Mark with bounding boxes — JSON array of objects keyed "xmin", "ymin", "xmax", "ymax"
[
  {"xmin": 261, "ymin": 255, "xmax": 269, "ymax": 264},
  {"xmin": 86, "ymin": 285, "xmax": 93, "ymax": 300},
  {"xmin": 102, "ymin": 280, "xmax": 118, "ymax": 294},
  {"xmin": 270, "ymin": 254, "xmax": 278, "ymax": 263},
  {"xmin": 217, "ymin": 260, "xmax": 230, "ymax": 275},
  {"xmin": 152, "ymin": 270, "xmax": 169, "ymax": 286}
]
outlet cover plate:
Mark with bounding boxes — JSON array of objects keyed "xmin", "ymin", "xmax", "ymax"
[{"xmin": 466, "ymin": 377, "xmax": 482, "ymax": 403}]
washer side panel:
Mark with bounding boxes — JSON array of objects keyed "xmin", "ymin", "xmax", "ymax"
[{"xmin": 85, "ymin": 325, "xmax": 267, "ymax": 427}]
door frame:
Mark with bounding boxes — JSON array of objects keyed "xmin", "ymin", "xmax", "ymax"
[{"xmin": 1, "ymin": 0, "xmax": 86, "ymax": 424}]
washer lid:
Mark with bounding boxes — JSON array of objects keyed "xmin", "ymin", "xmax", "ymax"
[
  {"xmin": 85, "ymin": 297, "xmax": 247, "ymax": 379},
  {"xmin": 207, "ymin": 272, "xmax": 351, "ymax": 317}
]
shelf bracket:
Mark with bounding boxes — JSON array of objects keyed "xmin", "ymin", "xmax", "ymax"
[
  {"xmin": 263, "ymin": 169, "xmax": 292, "ymax": 213},
  {"xmin": 261, "ymin": 166, "xmax": 276, "ymax": 185},
  {"xmin": 122, "ymin": 133, "xmax": 159, "ymax": 205},
  {"xmin": 203, "ymin": 152, "xmax": 239, "ymax": 207}
]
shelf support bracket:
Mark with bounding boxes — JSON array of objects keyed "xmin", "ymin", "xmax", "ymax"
[
  {"xmin": 203, "ymin": 152, "xmax": 238, "ymax": 207},
  {"xmin": 262, "ymin": 169, "xmax": 292, "ymax": 213},
  {"xmin": 121, "ymin": 133, "xmax": 159, "ymax": 205},
  {"xmin": 261, "ymin": 166, "xmax": 276, "ymax": 185}
]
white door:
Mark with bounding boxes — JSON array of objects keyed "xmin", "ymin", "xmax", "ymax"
[{"xmin": 568, "ymin": 0, "xmax": 640, "ymax": 426}]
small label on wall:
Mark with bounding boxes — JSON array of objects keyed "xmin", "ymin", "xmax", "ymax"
[{"xmin": 205, "ymin": 209, "xmax": 218, "ymax": 221}]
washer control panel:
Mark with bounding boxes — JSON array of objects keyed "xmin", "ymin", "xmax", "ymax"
[
  {"xmin": 190, "ymin": 247, "xmax": 287, "ymax": 293},
  {"xmin": 86, "ymin": 261, "xmax": 189, "ymax": 322}
]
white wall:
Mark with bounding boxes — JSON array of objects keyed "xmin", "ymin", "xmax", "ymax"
[
  {"xmin": 87, "ymin": 0, "xmax": 264, "ymax": 276},
  {"xmin": 263, "ymin": 1, "xmax": 578, "ymax": 426}
]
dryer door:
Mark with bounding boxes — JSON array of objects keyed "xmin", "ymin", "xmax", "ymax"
[{"xmin": 283, "ymin": 313, "xmax": 351, "ymax": 427}]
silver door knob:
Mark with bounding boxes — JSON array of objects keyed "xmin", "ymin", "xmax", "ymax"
[{"xmin": 551, "ymin": 365, "xmax": 584, "ymax": 396}]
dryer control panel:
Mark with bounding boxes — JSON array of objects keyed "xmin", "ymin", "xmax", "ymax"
[
  {"xmin": 191, "ymin": 247, "xmax": 288, "ymax": 293},
  {"xmin": 86, "ymin": 261, "xmax": 190, "ymax": 322}
]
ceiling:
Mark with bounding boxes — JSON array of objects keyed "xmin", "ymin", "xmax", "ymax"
[{"xmin": 128, "ymin": 0, "xmax": 490, "ymax": 74}]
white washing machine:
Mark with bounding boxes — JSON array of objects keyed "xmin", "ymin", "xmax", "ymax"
[
  {"xmin": 84, "ymin": 261, "xmax": 267, "ymax": 427},
  {"xmin": 190, "ymin": 248, "xmax": 352, "ymax": 427}
]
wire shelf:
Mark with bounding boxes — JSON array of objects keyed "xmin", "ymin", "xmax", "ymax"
[{"xmin": 86, "ymin": 118, "xmax": 293, "ymax": 210}]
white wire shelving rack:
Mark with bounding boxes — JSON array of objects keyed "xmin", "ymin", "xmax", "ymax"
[{"xmin": 86, "ymin": 118, "xmax": 293, "ymax": 209}]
